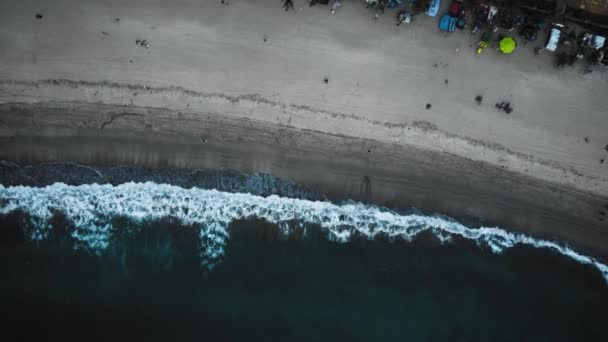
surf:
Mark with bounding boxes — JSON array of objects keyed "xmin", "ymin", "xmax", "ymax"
[{"xmin": 1, "ymin": 182, "xmax": 607, "ymax": 282}]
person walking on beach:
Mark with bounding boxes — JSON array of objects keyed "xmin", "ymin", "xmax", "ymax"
[
  {"xmin": 283, "ymin": 0, "xmax": 295, "ymax": 11},
  {"xmin": 330, "ymin": 0, "xmax": 342, "ymax": 14}
]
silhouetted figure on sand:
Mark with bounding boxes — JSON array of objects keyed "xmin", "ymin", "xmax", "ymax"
[{"xmin": 283, "ymin": 0, "xmax": 295, "ymax": 11}]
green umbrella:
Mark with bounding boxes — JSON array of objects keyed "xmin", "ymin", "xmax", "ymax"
[{"xmin": 499, "ymin": 37, "xmax": 516, "ymax": 54}]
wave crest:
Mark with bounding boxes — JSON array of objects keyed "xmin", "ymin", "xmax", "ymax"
[{"xmin": 1, "ymin": 182, "xmax": 607, "ymax": 282}]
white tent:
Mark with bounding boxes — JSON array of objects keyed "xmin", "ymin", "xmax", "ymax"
[
  {"xmin": 545, "ymin": 28, "xmax": 561, "ymax": 52},
  {"xmin": 592, "ymin": 35, "xmax": 606, "ymax": 50}
]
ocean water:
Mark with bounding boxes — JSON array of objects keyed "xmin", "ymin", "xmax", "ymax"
[{"xmin": 1, "ymin": 164, "xmax": 607, "ymax": 341}]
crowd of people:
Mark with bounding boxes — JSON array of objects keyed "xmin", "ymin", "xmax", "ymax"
[{"xmin": 279, "ymin": 0, "xmax": 607, "ymax": 71}]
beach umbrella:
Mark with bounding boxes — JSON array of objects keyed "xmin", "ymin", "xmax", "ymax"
[{"xmin": 499, "ymin": 37, "xmax": 516, "ymax": 54}]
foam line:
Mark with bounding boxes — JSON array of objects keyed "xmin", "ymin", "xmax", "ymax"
[{"xmin": 1, "ymin": 182, "xmax": 607, "ymax": 282}]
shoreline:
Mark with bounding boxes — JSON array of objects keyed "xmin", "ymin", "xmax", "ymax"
[
  {"xmin": 2, "ymin": 78, "xmax": 607, "ymax": 197},
  {"xmin": 1, "ymin": 101, "xmax": 608, "ymax": 259}
]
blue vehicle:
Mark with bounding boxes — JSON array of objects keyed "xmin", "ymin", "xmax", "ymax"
[
  {"xmin": 439, "ymin": 14, "xmax": 457, "ymax": 32},
  {"xmin": 426, "ymin": 0, "xmax": 440, "ymax": 17}
]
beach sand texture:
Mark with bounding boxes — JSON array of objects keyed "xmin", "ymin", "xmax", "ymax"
[{"xmin": 1, "ymin": 0, "xmax": 608, "ymax": 253}]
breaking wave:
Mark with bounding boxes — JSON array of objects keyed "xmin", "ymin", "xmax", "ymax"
[{"xmin": 1, "ymin": 182, "xmax": 607, "ymax": 282}]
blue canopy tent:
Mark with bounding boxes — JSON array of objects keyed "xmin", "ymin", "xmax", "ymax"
[{"xmin": 439, "ymin": 14, "xmax": 456, "ymax": 32}]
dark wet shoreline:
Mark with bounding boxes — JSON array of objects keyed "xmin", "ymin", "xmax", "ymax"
[
  {"xmin": 0, "ymin": 162, "xmax": 321, "ymax": 200},
  {"xmin": 1, "ymin": 101, "xmax": 608, "ymax": 261}
]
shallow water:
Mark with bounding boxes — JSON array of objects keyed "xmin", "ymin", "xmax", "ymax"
[{"xmin": 1, "ymin": 165, "xmax": 607, "ymax": 341}]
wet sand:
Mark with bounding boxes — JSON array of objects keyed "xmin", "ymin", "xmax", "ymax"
[{"xmin": 1, "ymin": 101, "xmax": 607, "ymax": 259}]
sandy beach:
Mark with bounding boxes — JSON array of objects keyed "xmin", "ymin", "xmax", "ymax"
[{"xmin": 1, "ymin": 1, "xmax": 608, "ymax": 254}]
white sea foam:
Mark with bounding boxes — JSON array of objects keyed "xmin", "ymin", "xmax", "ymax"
[{"xmin": 1, "ymin": 182, "xmax": 607, "ymax": 282}]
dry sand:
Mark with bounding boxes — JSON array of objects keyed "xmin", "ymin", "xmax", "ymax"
[{"xmin": 1, "ymin": 1, "xmax": 608, "ymax": 253}]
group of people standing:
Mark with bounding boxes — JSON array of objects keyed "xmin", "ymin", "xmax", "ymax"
[{"xmin": 283, "ymin": 0, "xmax": 342, "ymax": 14}]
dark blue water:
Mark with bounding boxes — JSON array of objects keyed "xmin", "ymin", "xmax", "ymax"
[
  {"xmin": 1, "ymin": 164, "xmax": 607, "ymax": 341},
  {"xmin": 1, "ymin": 213, "xmax": 607, "ymax": 341}
]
